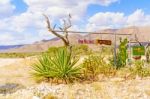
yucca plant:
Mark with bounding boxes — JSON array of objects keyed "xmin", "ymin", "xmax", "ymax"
[
  {"xmin": 31, "ymin": 54, "xmax": 54, "ymax": 82},
  {"xmin": 31, "ymin": 48, "xmax": 81, "ymax": 83}
]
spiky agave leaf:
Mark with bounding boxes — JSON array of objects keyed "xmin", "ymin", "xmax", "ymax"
[
  {"xmin": 31, "ymin": 54, "xmax": 55, "ymax": 79},
  {"xmin": 31, "ymin": 48, "xmax": 81, "ymax": 83},
  {"xmin": 48, "ymin": 48, "xmax": 81, "ymax": 82}
]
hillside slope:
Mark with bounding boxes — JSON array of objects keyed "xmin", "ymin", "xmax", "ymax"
[{"xmin": 2, "ymin": 26, "xmax": 150, "ymax": 53}]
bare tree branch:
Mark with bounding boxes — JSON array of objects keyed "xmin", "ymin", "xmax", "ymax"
[
  {"xmin": 65, "ymin": 14, "xmax": 72, "ymax": 30},
  {"xmin": 53, "ymin": 24, "xmax": 57, "ymax": 30},
  {"xmin": 63, "ymin": 14, "xmax": 72, "ymax": 45},
  {"xmin": 59, "ymin": 27, "xmax": 63, "ymax": 31},
  {"xmin": 43, "ymin": 14, "xmax": 51, "ymax": 30},
  {"xmin": 135, "ymin": 34, "xmax": 142, "ymax": 46},
  {"xmin": 43, "ymin": 14, "xmax": 69, "ymax": 46}
]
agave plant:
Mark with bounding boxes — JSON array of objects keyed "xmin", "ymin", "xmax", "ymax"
[
  {"xmin": 31, "ymin": 54, "xmax": 53, "ymax": 81},
  {"xmin": 31, "ymin": 48, "xmax": 81, "ymax": 83}
]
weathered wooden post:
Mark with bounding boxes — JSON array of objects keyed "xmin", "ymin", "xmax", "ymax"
[{"xmin": 114, "ymin": 32, "xmax": 117, "ymax": 67}]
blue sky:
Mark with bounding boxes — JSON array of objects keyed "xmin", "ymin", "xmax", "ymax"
[
  {"xmin": 11, "ymin": 0, "xmax": 150, "ymax": 16},
  {"xmin": 12, "ymin": 0, "xmax": 27, "ymax": 14},
  {"xmin": 87, "ymin": 0, "xmax": 150, "ymax": 16},
  {"xmin": 0, "ymin": 0, "xmax": 150, "ymax": 45}
]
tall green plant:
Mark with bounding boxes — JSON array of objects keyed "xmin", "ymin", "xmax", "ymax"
[
  {"xmin": 114, "ymin": 38, "xmax": 128, "ymax": 69},
  {"xmin": 31, "ymin": 48, "xmax": 81, "ymax": 83},
  {"xmin": 119, "ymin": 38, "xmax": 128, "ymax": 65}
]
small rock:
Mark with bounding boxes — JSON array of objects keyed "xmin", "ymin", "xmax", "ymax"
[
  {"xmin": 32, "ymin": 96, "xmax": 40, "ymax": 99},
  {"xmin": 0, "ymin": 83, "xmax": 24, "ymax": 94}
]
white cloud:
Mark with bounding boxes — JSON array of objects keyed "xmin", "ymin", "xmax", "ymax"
[
  {"xmin": 0, "ymin": 11, "xmax": 45, "ymax": 32},
  {"xmin": 0, "ymin": 0, "xmax": 119, "ymax": 45},
  {"xmin": 11, "ymin": 12, "xmax": 45, "ymax": 32},
  {"xmin": 0, "ymin": 12, "xmax": 47, "ymax": 45},
  {"xmin": 23, "ymin": 0, "xmax": 119, "ymax": 22},
  {"xmin": 93, "ymin": 0, "xmax": 119, "ymax": 6},
  {"xmin": 0, "ymin": 33, "xmax": 15, "ymax": 45},
  {"xmin": 86, "ymin": 9, "xmax": 150, "ymax": 31},
  {"xmin": 0, "ymin": 0, "xmax": 16, "ymax": 18},
  {"xmin": 86, "ymin": 12, "xmax": 126, "ymax": 31},
  {"xmin": 127, "ymin": 9, "xmax": 150, "ymax": 26}
]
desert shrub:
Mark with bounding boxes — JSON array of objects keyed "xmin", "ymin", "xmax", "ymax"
[
  {"xmin": 100, "ymin": 46, "xmax": 113, "ymax": 56},
  {"xmin": 0, "ymin": 52, "xmax": 41, "ymax": 58},
  {"xmin": 130, "ymin": 61, "xmax": 150, "ymax": 78},
  {"xmin": 72, "ymin": 44, "xmax": 92, "ymax": 56},
  {"xmin": 46, "ymin": 45, "xmax": 92, "ymax": 57},
  {"xmin": 31, "ymin": 48, "xmax": 81, "ymax": 83},
  {"xmin": 47, "ymin": 47, "xmax": 58, "ymax": 53},
  {"xmin": 82, "ymin": 55, "xmax": 116, "ymax": 80},
  {"xmin": 46, "ymin": 46, "xmax": 65, "ymax": 56}
]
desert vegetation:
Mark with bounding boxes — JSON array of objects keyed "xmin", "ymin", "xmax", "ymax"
[
  {"xmin": 1, "ymin": 39, "xmax": 150, "ymax": 99},
  {"xmin": 21, "ymin": 44, "xmax": 150, "ymax": 98},
  {"xmin": 0, "ymin": 41, "xmax": 150, "ymax": 99},
  {"xmin": 31, "ymin": 42, "xmax": 150, "ymax": 84},
  {"xmin": 0, "ymin": 52, "xmax": 42, "ymax": 58}
]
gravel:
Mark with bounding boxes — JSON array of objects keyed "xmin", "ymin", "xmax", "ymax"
[{"xmin": 0, "ymin": 78, "xmax": 150, "ymax": 99}]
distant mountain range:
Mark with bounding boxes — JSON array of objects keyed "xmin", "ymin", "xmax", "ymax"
[
  {"xmin": 0, "ymin": 45, "xmax": 23, "ymax": 50},
  {"xmin": 1, "ymin": 26, "xmax": 150, "ymax": 53}
]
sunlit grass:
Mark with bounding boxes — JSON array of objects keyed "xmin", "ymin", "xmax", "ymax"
[{"xmin": 0, "ymin": 52, "xmax": 42, "ymax": 58}]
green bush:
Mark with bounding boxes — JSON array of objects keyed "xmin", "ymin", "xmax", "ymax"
[
  {"xmin": 46, "ymin": 45, "xmax": 92, "ymax": 57},
  {"xmin": 47, "ymin": 47, "xmax": 58, "ymax": 53},
  {"xmin": 72, "ymin": 44, "xmax": 90, "ymax": 55},
  {"xmin": 31, "ymin": 48, "xmax": 81, "ymax": 83},
  {"xmin": 82, "ymin": 55, "xmax": 116, "ymax": 80},
  {"xmin": 100, "ymin": 46, "xmax": 113, "ymax": 55},
  {"xmin": 46, "ymin": 46, "xmax": 65, "ymax": 56}
]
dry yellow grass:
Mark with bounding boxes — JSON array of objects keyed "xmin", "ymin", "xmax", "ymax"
[{"xmin": 0, "ymin": 57, "xmax": 37, "ymax": 87}]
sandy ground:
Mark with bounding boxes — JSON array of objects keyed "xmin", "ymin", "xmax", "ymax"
[
  {"xmin": 0, "ymin": 57, "xmax": 37, "ymax": 87},
  {"xmin": 0, "ymin": 57, "xmax": 150, "ymax": 99},
  {"xmin": 0, "ymin": 58, "xmax": 24, "ymax": 67}
]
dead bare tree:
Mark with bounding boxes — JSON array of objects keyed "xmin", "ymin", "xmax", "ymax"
[{"xmin": 43, "ymin": 14, "xmax": 72, "ymax": 48}]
